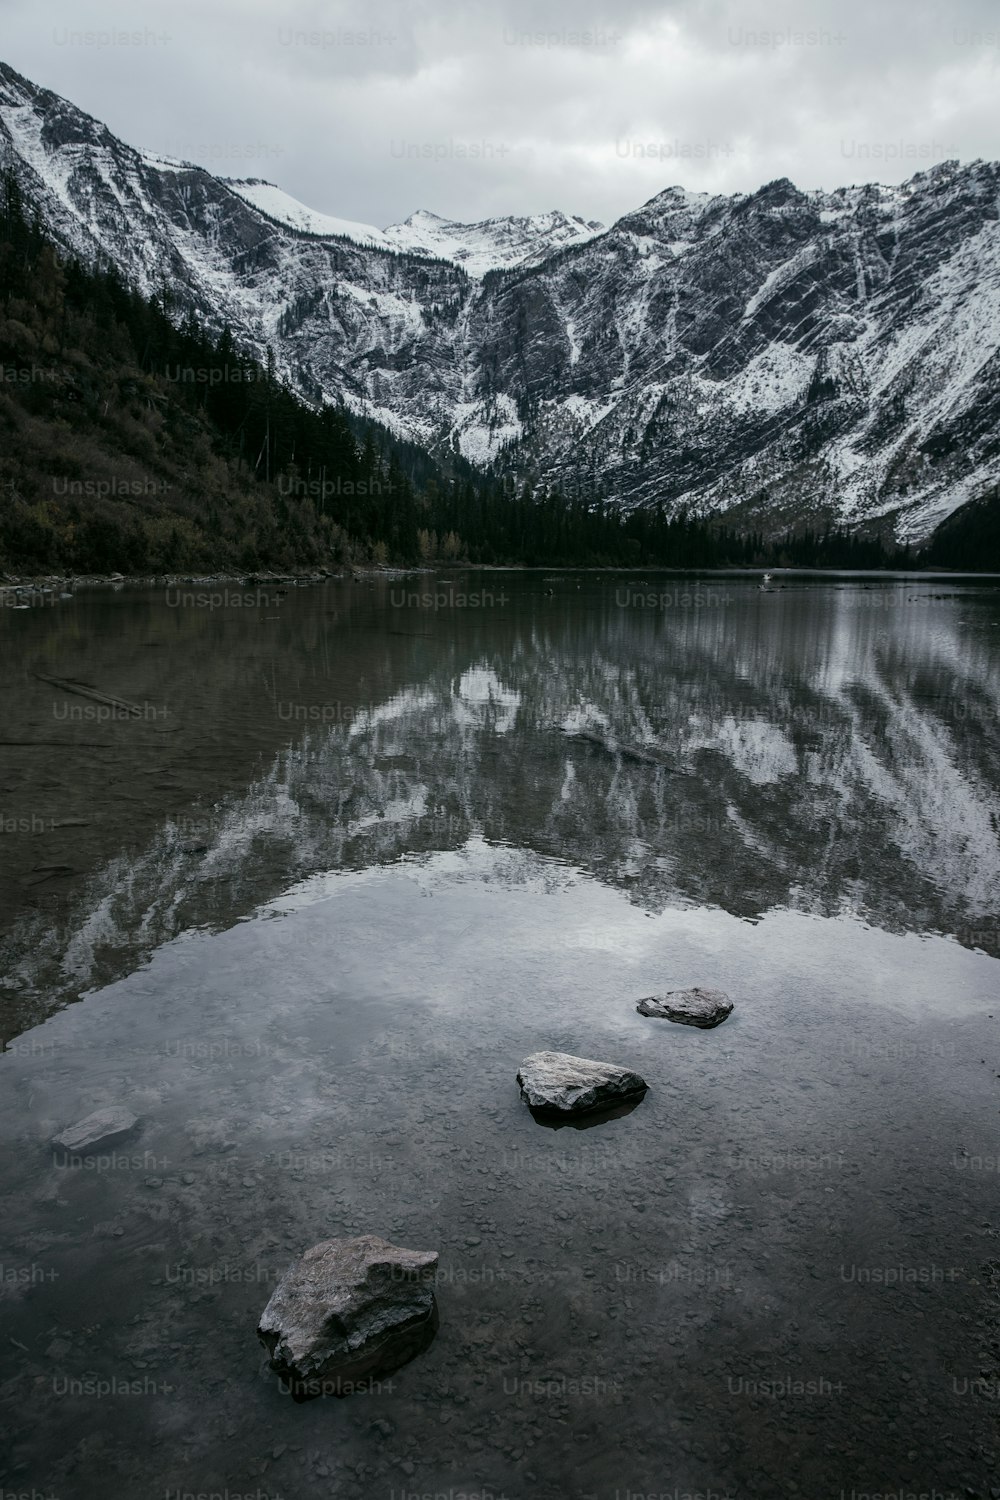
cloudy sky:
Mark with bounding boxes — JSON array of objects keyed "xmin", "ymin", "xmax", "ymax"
[{"xmin": 3, "ymin": 0, "xmax": 999, "ymax": 229}]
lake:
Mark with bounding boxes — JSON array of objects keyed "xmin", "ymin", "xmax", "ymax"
[{"xmin": 1, "ymin": 569, "xmax": 999, "ymax": 1499}]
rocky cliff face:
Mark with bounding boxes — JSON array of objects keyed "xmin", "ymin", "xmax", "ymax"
[{"xmin": 3, "ymin": 58, "xmax": 999, "ymax": 542}]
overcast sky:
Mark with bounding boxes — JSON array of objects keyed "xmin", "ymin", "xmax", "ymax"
[{"xmin": 3, "ymin": 0, "xmax": 998, "ymax": 229}]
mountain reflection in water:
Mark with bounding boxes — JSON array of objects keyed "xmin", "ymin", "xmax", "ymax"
[{"xmin": 1, "ymin": 571, "xmax": 998, "ymax": 1038}]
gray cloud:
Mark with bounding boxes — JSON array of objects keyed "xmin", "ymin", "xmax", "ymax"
[{"xmin": 4, "ymin": 0, "xmax": 998, "ymax": 228}]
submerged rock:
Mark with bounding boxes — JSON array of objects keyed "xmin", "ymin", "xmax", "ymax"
[
  {"xmin": 257, "ymin": 1234, "xmax": 439, "ymax": 1400},
  {"xmin": 516, "ymin": 1051, "xmax": 648, "ymax": 1117},
  {"xmin": 51, "ymin": 1107, "xmax": 139, "ymax": 1154},
  {"xmin": 637, "ymin": 987, "xmax": 733, "ymax": 1028}
]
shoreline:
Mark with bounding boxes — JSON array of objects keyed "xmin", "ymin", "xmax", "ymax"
[{"xmin": 3, "ymin": 563, "xmax": 999, "ymax": 596}]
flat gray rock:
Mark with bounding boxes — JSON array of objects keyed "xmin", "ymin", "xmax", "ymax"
[
  {"xmin": 516, "ymin": 1050, "xmax": 647, "ymax": 1116},
  {"xmin": 51, "ymin": 1107, "xmax": 139, "ymax": 1154},
  {"xmin": 637, "ymin": 987, "xmax": 733, "ymax": 1028},
  {"xmin": 258, "ymin": 1234, "xmax": 438, "ymax": 1399}
]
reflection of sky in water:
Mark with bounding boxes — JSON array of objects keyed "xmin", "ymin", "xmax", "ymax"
[{"xmin": 1, "ymin": 842, "xmax": 998, "ymax": 1497}]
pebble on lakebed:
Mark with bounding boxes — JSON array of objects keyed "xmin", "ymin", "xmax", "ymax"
[
  {"xmin": 51, "ymin": 1106, "xmax": 139, "ymax": 1154},
  {"xmin": 636, "ymin": 987, "xmax": 733, "ymax": 1028},
  {"xmin": 257, "ymin": 1234, "xmax": 439, "ymax": 1400},
  {"xmin": 516, "ymin": 1050, "xmax": 648, "ymax": 1117}
]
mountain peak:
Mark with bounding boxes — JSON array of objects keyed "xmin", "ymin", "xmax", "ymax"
[{"xmin": 380, "ymin": 206, "xmax": 605, "ymax": 274}]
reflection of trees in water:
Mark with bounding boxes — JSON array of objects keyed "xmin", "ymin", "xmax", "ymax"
[{"xmin": 3, "ymin": 588, "xmax": 999, "ymax": 1035}]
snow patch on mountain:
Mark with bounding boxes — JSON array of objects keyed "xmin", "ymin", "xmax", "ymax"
[
  {"xmin": 721, "ymin": 346, "xmax": 816, "ymax": 416},
  {"xmin": 451, "ymin": 395, "xmax": 523, "ymax": 464},
  {"xmin": 224, "ymin": 178, "xmax": 391, "ymax": 249}
]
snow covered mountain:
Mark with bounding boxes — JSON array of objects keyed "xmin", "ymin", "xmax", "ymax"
[
  {"xmin": 224, "ymin": 181, "xmax": 604, "ymax": 277},
  {"xmin": 3, "ymin": 57, "xmax": 1000, "ymax": 543}
]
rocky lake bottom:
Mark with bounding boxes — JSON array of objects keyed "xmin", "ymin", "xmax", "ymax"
[{"xmin": 2, "ymin": 569, "xmax": 1000, "ymax": 1499}]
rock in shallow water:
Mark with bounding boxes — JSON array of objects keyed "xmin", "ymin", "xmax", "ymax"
[
  {"xmin": 51, "ymin": 1107, "xmax": 139, "ymax": 1154},
  {"xmin": 257, "ymin": 1235, "xmax": 439, "ymax": 1400},
  {"xmin": 516, "ymin": 1051, "xmax": 648, "ymax": 1117},
  {"xmin": 637, "ymin": 987, "xmax": 733, "ymax": 1028}
]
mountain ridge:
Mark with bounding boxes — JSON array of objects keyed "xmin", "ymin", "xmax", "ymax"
[{"xmin": 219, "ymin": 178, "xmax": 605, "ymax": 275}]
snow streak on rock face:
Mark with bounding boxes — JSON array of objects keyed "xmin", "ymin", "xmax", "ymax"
[{"xmin": 3, "ymin": 58, "xmax": 1000, "ymax": 540}]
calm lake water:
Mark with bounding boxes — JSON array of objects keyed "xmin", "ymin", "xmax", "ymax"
[{"xmin": 1, "ymin": 569, "xmax": 999, "ymax": 1499}]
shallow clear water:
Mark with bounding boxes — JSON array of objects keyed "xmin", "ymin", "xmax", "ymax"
[{"xmin": 2, "ymin": 570, "xmax": 1000, "ymax": 1498}]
